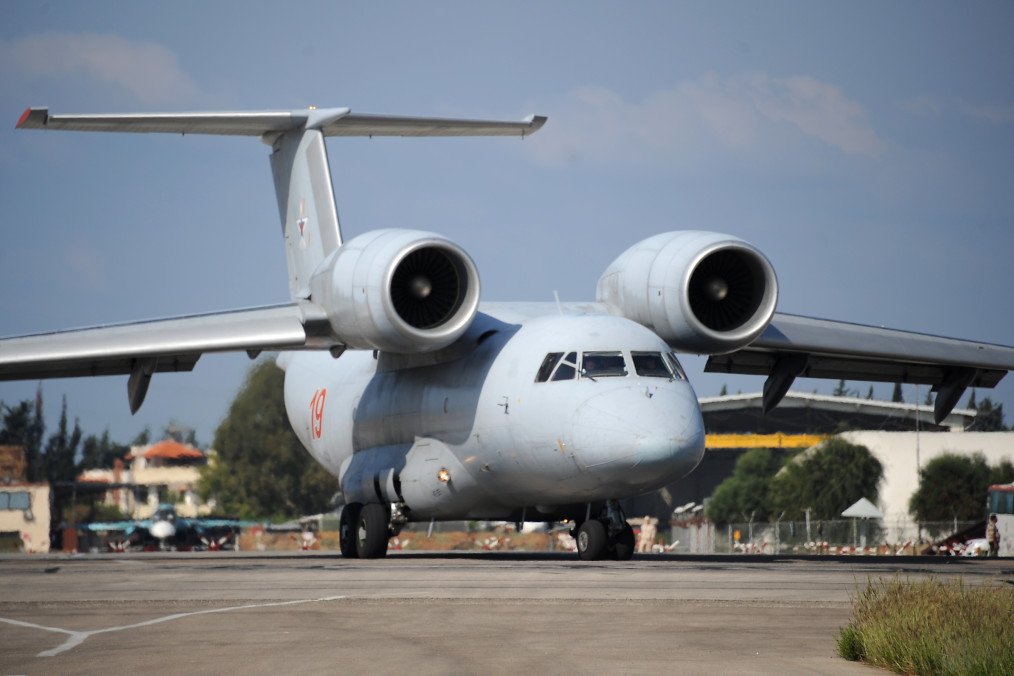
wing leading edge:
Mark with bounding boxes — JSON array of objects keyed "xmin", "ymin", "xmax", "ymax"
[
  {"xmin": 705, "ymin": 312, "xmax": 1014, "ymax": 423},
  {"xmin": 0, "ymin": 303, "xmax": 340, "ymax": 413}
]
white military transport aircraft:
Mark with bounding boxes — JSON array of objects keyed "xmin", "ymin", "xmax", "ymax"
[{"xmin": 5, "ymin": 106, "xmax": 1014, "ymax": 560}]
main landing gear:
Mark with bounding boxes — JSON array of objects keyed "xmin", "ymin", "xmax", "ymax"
[
  {"xmin": 339, "ymin": 502, "xmax": 398, "ymax": 559},
  {"xmin": 575, "ymin": 500, "xmax": 634, "ymax": 561}
]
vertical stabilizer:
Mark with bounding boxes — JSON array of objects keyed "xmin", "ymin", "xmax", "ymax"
[
  {"xmin": 270, "ymin": 126, "xmax": 343, "ymax": 300},
  {"xmin": 15, "ymin": 105, "xmax": 546, "ymax": 302}
]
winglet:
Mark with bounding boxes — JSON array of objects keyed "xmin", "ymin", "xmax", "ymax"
[
  {"xmin": 16, "ymin": 107, "xmax": 48, "ymax": 129},
  {"xmin": 522, "ymin": 114, "xmax": 548, "ymax": 136}
]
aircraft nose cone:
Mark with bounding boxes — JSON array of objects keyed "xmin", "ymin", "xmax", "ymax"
[
  {"xmin": 150, "ymin": 520, "xmax": 176, "ymax": 540},
  {"xmin": 570, "ymin": 385, "xmax": 705, "ymax": 493}
]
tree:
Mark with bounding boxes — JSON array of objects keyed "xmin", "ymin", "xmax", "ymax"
[
  {"xmin": 130, "ymin": 427, "xmax": 152, "ymax": 447},
  {"xmin": 705, "ymin": 448, "xmax": 784, "ymax": 524},
  {"xmin": 770, "ymin": 437, "xmax": 883, "ymax": 520},
  {"xmin": 43, "ymin": 396, "xmax": 82, "ymax": 485},
  {"xmin": 198, "ymin": 360, "xmax": 337, "ymax": 520},
  {"xmin": 833, "ymin": 379, "xmax": 848, "ymax": 397},
  {"xmin": 991, "ymin": 459, "xmax": 1014, "ymax": 486},
  {"xmin": 162, "ymin": 420, "xmax": 199, "ymax": 447},
  {"xmin": 0, "ymin": 388, "xmax": 45, "ymax": 481},
  {"xmin": 967, "ymin": 397, "xmax": 1006, "ymax": 431},
  {"xmin": 909, "ymin": 452, "xmax": 998, "ymax": 525},
  {"xmin": 891, "ymin": 382, "xmax": 904, "ymax": 403},
  {"xmin": 79, "ymin": 429, "xmax": 130, "ymax": 469}
]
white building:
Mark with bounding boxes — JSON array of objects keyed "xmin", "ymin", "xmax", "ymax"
[
  {"xmin": 79, "ymin": 440, "xmax": 212, "ymax": 519},
  {"xmin": 840, "ymin": 430, "xmax": 1014, "ymax": 542}
]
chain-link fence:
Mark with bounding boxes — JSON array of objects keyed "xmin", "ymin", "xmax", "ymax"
[{"xmin": 667, "ymin": 519, "xmax": 982, "ymax": 554}]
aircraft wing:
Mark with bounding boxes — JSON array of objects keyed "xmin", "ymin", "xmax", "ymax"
[
  {"xmin": 704, "ymin": 312, "xmax": 1014, "ymax": 423},
  {"xmin": 0, "ymin": 302, "xmax": 339, "ymax": 412}
]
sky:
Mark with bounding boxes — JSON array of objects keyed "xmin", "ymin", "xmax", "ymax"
[{"xmin": 1, "ymin": 1, "xmax": 1012, "ymax": 447}]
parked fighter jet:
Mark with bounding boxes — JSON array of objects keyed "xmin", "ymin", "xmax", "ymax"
[
  {"xmin": 83, "ymin": 504, "xmax": 248, "ymax": 552},
  {"xmin": 4, "ymin": 106, "xmax": 1014, "ymax": 560}
]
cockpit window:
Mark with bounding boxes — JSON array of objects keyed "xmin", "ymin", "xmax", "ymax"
[
  {"xmin": 581, "ymin": 351, "xmax": 627, "ymax": 378},
  {"xmin": 535, "ymin": 352, "xmax": 563, "ymax": 382},
  {"xmin": 666, "ymin": 352, "xmax": 689, "ymax": 381},
  {"xmin": 551, "ymin": 352, "xmax": 578, "ymax": 381},
  {"xmin": 631, "ymin": 351, "xmax": 673, "ymax": 378}
]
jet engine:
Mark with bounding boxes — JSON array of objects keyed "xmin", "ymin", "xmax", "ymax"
[
  {"xmin": 310, "ymin": 229, "xmax": 481, "ymax": 353},
  {"xmin": 597, "ymin": 231, "xmax": 778, "ymax": 354}
]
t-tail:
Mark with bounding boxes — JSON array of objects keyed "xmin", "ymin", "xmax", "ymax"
[{"xmin": 16, "ymin": 106, "xmax": 546, "ymax": 301}]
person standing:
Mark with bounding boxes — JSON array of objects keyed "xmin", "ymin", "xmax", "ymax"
[{"xmin": 986, "ymin": 514, "xmax": 1000, "ymax": 557}]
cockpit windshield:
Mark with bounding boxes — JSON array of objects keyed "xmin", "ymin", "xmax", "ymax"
[
  {"xmin": 534, "ymin": 350, "xmax": 687, "ymax": 382},
  {"xmin": 631, "ymin": 351, "xmax": 672, "ymax": 378},
  {"xmin": 581, "ymin": 351, "xmax": 627, "ymax": 378}
]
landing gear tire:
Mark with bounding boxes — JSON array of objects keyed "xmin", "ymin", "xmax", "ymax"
[
  {"xmin": 356, "ymin": 503, "xmax": 390, "ymax": 559},
  {"xmin": 612, "ymin": 523, "xmax": 635, "ymax": 561},
  {"xmin": 339, "ymin": 503, "xmax": 361, "ymax": 558},
  {"xmin": 576, "ymin": 520, "xmax": 607, "ymax": 561}
]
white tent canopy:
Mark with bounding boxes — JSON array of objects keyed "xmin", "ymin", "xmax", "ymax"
[{"xmin": 841, "ymin": 497, "xmax": 883, "ymax": 519}]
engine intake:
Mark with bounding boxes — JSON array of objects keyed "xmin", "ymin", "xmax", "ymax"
[
  {"xmin": 688, "ymin": 248, "xmax": 769, "ymax": 332},
  {"xmin": 389, "ymin": 246, "xmax": 469, "ymax": 329},
  {"xmin": 310, "ymin": 229, "xmax": 480, "ymax": 353},
  {"xmin": 597, "ymin": 231, "xmax": 778, "ymax": 354}
]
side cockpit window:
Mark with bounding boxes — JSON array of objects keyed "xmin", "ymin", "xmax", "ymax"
[
  {"xmin": 551, "ymin": 352, "xmax": 579, "ymax": 381},
  {"xmin": 535, "ymin": 352, "xmax": 563, "ymax": 382},
  {"xmin": 631, "ymin": 351, "xmax": 672, "ymax": 378},
  {"xmin": 666, "ymin": 352, "xmax": 689, "ymax": 381},
  {"xmin": 581, "ymin": 351, "xmax": 627, "ymax": 378}
]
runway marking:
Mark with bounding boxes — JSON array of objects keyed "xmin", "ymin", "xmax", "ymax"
[{"xmin": 0, "ymin": 595, "xmax": 346, "ymax": 657}]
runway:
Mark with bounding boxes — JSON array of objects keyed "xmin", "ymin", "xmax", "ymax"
[{"xmin": 1, "ymin": 553, "xmax": 1009, "ymax": 674}]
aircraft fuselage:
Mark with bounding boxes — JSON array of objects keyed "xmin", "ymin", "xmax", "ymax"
[{"xmin": 281, "ymin": 308, "xmax": 706, "ymax": 522}]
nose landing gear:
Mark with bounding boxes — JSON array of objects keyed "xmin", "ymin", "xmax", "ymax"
[{"xmin": 575, "ymin": 499, "xmax": 635, "ymax": 561}]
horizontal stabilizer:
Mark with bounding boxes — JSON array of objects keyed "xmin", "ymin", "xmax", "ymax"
[{"xmin": 16, "ymin": 107, "xmax": 547, "ymax": 139}]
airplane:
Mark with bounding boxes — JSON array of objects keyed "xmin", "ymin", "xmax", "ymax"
[
  {"xmin": 82, "ymin": 504, "xmax": 249, "ymax": 552},
  {"xmin": 4, "ymin": 105, "xmax": 1014, "ymax": 561}
]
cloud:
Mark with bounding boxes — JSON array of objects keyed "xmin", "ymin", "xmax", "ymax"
[
  {"xmin": 526, "ymin": 72, "xmax": 884, "ymax": 167},
  {"xmin": 958, "ymin": 102, "xmax": 1014, "ymax": 125},
  {"xmin": 0, "ymin": 32, "xmax": 199, "ymax": 104},
  {"xmin": 900, "ymin": 96, "xmax": 1014, "ymax": 125},
  {"xmin": 745, "ymin": 74, "xmax": 885, "ymax": 157}
]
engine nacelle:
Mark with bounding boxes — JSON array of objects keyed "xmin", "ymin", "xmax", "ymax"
[
  {"xmin": 597, "ymin": 231, "xmax": 778, "ymax": 354},
  {"xmin": 310, "ymin": 229, "xmax": 480, "ymax": 353}
]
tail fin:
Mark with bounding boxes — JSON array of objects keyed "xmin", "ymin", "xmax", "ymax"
[
  {"xmin": 269, "ymin": 121, "xmax": 343, "ymax": 300},
  {"xmin": 17, "ymin": 106, "xmax": 546, "ymax": 300}
]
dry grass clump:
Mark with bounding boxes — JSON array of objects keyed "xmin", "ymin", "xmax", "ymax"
[{"xmin": 837, "ymin": 577, "xmax": 1013, "ymax": 675}]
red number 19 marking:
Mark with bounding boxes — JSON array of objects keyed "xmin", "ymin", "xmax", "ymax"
[{"xmin": 310, "ymin": 388, "xmax": 327, "ymax": 439}]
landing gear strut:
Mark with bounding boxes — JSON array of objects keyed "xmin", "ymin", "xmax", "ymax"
[{"xmin": 575, "ymin": 500, "xmax": 634, "ymax": 561}]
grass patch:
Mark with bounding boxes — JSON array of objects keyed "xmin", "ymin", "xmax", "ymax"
[{"xmin": 837, "ymin": 577, "xmax": 1014, "ymax": 675}]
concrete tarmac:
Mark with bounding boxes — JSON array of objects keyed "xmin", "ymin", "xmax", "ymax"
[{"xmin": 1, "ymin": 552, "xmax": 1010, "ymax": 675}]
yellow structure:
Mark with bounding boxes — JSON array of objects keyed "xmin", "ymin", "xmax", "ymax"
[{"xmin": 705, "ymin": 433, "xmax": 827, "ymax": 449}]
